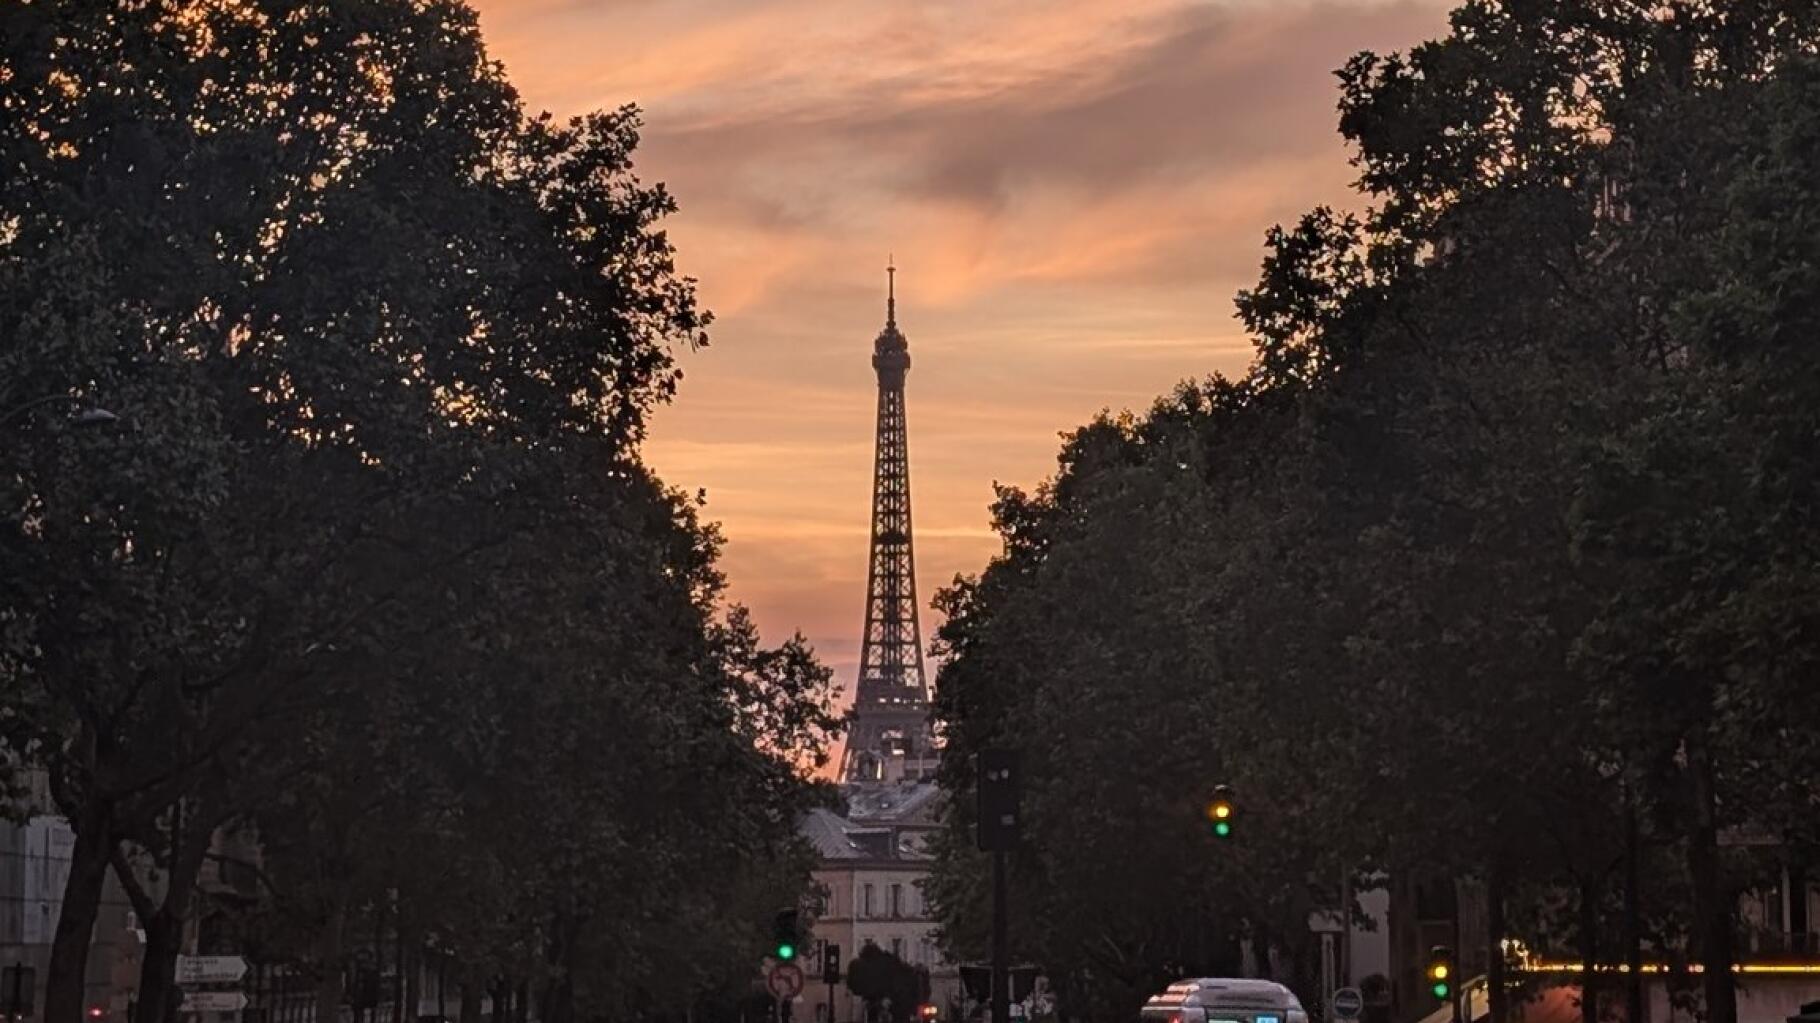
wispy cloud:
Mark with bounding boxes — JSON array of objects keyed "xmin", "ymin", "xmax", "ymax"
[{"xmin": 471, "ymin": 0, "xmax": 1451, "ymax": 704}]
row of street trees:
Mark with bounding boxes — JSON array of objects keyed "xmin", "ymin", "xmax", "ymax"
[
  {"xmin": 926, "ymin": 4, "xmax": 1820, "ymax": 1023},
  {"xmin": 1, "ymin": 3, "xmax": 841, "ymax": 1023}
]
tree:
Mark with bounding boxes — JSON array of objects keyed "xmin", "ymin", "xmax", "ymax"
[
  {"xmin": 926, "ymin": 8, "xmax": 1820, "ymax": 1023},
  {"xmin": 0, "ymin": 3, "xmax": 859, "ymax": 1023},
  {"xmin": 846, "ymin": 947, "xmax": 922, "ymax": 1023}
]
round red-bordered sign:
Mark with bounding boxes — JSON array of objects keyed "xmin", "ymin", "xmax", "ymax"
[{"xmin": 768, "ymin": 964, "xmax": 805, "ymax": 1000}]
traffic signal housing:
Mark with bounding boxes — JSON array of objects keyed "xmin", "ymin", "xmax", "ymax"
[
  {"xmin": 1426, "ymin": 945, "xmax": 1453, "ymax": 999},
  {"xmin": 773, "ymin": 909, "xmax": 800, "ymax": 961},
  {"xmin": 822, "ymin": 943, "xmax": 842, "ymax": 982},
  {"xmin": 1206, "ymin": 784, "xmax": 1236, "ymax": 838},
  {"xmin": 977, "ymin": 749, "xmax": 1022, "ymax": 851}
]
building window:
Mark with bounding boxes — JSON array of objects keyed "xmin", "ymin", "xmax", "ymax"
[
  {"xmin": 891, "ymin": 937, "xmax": 904, "ymax": 960},
  {"xmin": 889, "ymin": 883, "xmax": 902, "ymax": 918},
  {"xmin": 862, "ymin": 883, "xmax": 874, "ymax": 918}
]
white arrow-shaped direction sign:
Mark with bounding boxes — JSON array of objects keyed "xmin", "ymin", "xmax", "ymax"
[
  {"xmin": 177, "ymin": 956, "xmax": 247, "ymax": 985},
  {"xmin": 182, "ymin": 991, "xmax": 249, "ymax": 1013}
]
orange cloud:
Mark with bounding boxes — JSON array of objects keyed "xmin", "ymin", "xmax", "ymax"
[{"xmin": 470, "ymin": 0, "xmax": 1454, "ymax": 712}]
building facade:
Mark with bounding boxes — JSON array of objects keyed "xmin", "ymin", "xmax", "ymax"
[
  {"xmin": 0, "ymin": 775, "xmax": 139, "ymax": 1022},
  {"xmin": 802, "ymin": 786, "xmax": 958, "ymax": 1023}
]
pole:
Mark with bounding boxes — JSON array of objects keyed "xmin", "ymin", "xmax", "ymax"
[
  {"xmin": 826, "ymin": 978, "xmax": 835, "ymax": 1023},
  {"xmin": 1623, "ymin": 789, "xmax": 1643, "ymax": 1023},
  {"xmin": 991, "ymin": 851, "xmax": 1008, "ymax": 1023},
  {"xmin": 1340, "ymin": 866, "xmax": 1352, "ymax": 988},
  {"xmin": 1451, "ymin": 886, "xmax": 1463, "ymax": 1023}
]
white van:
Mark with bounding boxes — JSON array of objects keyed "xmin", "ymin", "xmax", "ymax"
[{"xmin": 1138, "ymin": 979, "xmax": 1310, "ymax": 1023}]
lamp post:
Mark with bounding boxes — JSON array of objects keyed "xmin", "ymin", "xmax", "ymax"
[{"xmin": 1, "ymin": 393, "xmax": 118, "ymax": 428}]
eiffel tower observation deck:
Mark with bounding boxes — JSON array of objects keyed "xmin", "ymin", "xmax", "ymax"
[{"xmin": 840, "ymin": 263, "xmax": 940, "ymax": 785}]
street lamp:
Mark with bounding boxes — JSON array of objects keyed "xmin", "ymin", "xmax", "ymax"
[{"xmin": 1, "ymin": 393, "xmax": 118, "ymax": 428}]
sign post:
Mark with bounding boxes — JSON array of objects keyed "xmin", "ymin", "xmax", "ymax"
[
  {"xmin": 182, "ymin": 992, "xmax": 249, "ymax": 1014},
  {"xmin": 769, "ymin": 963, "xmax": 804, "ymax": 1023},
  {"xmin": 176, "ymin": 957, "xmax": 247, "ymax": 987},
  {"xmin": 177, "ymin": 955, "xmax": 248, "ymax": 1018}
]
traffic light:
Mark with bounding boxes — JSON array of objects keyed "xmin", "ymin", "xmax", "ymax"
[
  {"xmin": 1206, "ymin": 784, "xmax": 1236, "ymax": 838},
  {"xmin": 773, "ymin": 909, "xmax": 800, "ymax": 961},
  {"xmin": 977, "ymin": 749, "xmax": 1022, "ymax": 851},
  {"xmin": 1426, "ymin": 945, "xmax": 1453, "ymax": 1000},
  {"xmin": 822, "ymin": 943, "xmax": 842, "ymax": 982}
]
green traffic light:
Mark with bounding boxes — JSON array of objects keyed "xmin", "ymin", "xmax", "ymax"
[
  {"xmin": 1213, "ymin": 821, "xmax": 1231, "ymax": 837},
  {"xmin": 777, "ymin": 944, "xmax": 796, "ymax": 961},
  {"xmin": 1432, "ymin": 984, "xmax": 1449, "ymax": 999}
]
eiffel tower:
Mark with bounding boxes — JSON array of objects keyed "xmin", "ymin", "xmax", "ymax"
[{"xmin": 840, "ymin": 262, "xmax": 938, "ymax": 784}]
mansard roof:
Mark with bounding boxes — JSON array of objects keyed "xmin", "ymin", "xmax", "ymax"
[{"xmin": 800, "ymin": 781, "xmax": 946, "ymax": 864}]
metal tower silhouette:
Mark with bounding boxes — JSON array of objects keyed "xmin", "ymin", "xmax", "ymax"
[{"xmin": 841, "ymin": 262, "xmax": 937, "ymax": 784}]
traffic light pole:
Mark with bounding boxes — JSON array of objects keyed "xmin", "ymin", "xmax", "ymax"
[
  {"xmin": 978, "ymin": 749, "xmax": 1018, "ymax": 1023},
  {"xmin": 991, "ymin": 850, "xmax": 1008, "ymax": 1023},
  {"xmin": 1451, "ymin": 912, "xmax": 1463, "ymax": 1023}
]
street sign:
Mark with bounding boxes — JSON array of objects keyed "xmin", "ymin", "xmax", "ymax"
[
  {"xmin": 176, "ymin": 956, "xmax": 247, "ymax": 985},
  {"xmin": 767, "ymin": 964, "xmax": 804, "ymax": 1001},
  {"xmin": 1332, "ymin": 988, "xmax": 1363, "ymax": 1021},
  {"xmin": 182, "ymin": 992, "xmax": 248, "ymax": 1013}
]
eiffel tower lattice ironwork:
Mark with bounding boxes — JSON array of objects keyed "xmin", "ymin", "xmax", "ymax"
[{"xmin": 840, "ymin": 262, "xmax": 937, "ymax": 783}]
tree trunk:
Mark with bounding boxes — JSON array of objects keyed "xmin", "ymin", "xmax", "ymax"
[
  {"xmin": 1486, "ymin": 863, "xmax": 1507, "ymax": 1023},
  {"xmin": 457, "ymin": 975, "xmax": 484, "ymax": 1023},
  {"xmin": 1622, "ymin": 791, "xmax": 1644, "ymax": 1023},
  {"xmin": 45, "ymin": 803, "xmax": 114, "ymax": 1023},
  {"xmin": 403, "ymin": 943, "xmax": 420, "ymax": 1023},
  {"xmin": 1685, "ymin": 735, "xmax": 1737, "ymax": 1023},
  {"xmin": 1579, "ymin": 877, "xmax": 1599, "ymax": 1023},
  {"xmin": 130, "ymin": 815, "xmax": 207, "ymax": 1023},
  {"xmin": 137, "ymin": 910, "xmax": 184, "ymax": 1023},
  {"xmin": 1252, "ymin": 921, "xmax": 1273, "ymax": 981},
  {"xmin": 542, "ymin": 913, "xmax": 576, "ymax": 1023},
  {"xmin": 315, "ymin": 888, "xmax": 352, "ymax": 1023}
]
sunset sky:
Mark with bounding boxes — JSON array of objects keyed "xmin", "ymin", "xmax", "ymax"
[{"xmin": 470, "ymin": 0, "xmax": 1450, "ymax": 702}]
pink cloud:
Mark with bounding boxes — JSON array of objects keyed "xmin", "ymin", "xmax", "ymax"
[{"xmin": 470, "ymin": 0, "xmax": 1453, "ymax": 711}]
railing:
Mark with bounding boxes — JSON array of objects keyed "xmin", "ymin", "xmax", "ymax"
[
  {"xmin": 1409, "ymin": 976, "xmax": 1489, "ymax": 1023},
  {"xmin": 1739, "ymin": 928, "xmax": 1820, "ymax": 957}
]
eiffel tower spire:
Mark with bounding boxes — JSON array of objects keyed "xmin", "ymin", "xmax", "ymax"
[{"xmin": 840, "ymin": 262, "xmax": 936, "ymax": 784}]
